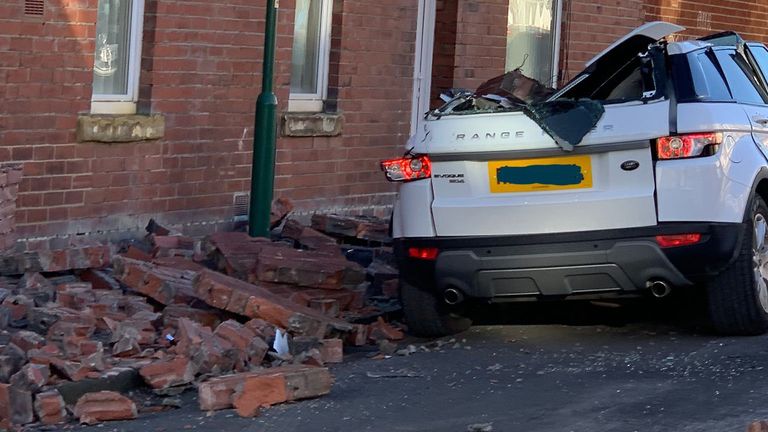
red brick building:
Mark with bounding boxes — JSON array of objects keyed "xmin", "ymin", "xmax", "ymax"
[{"xmin": 1, "ymin": 0, "xmax": 767, "ymax": 244}]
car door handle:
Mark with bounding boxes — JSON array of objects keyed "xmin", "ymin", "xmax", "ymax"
[{"xmin": 753, "ymin": 116, "xmax": 768, "ymax": 126}]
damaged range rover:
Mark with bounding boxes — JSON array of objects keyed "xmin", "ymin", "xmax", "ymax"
[{"xmin": 382, "ymin": 22, "xmax": 768, "ymax": 336}]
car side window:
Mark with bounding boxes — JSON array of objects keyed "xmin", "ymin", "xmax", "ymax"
[
  {"xmin": 689, "ymin": 52, "xmax": 731, "ymax": 101},
  {"xmin": 714, "ymin": 49, "xmax": 767, "ymax": 105},
  {"xmin": 749, "ymin": 45, "xmax": 768, "ymax": 84}
]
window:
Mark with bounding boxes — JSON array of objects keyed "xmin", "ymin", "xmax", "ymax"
[
  {"xmin": 689, "ymin": 52, "xmax": 731, "ymax": 101},
  {"xmin": 289, "ymin": 0, "xmax": 333, "ymax": 112},
  {"xmin": 714, "ymin": 49, "xmax": 767, "ymax": 105},
  {"xmin": 506, "ymin": 0, "xmax": 562, "ymax": 87},
  {"xmin": 91, "ymin": 0, "xmax": 145, "ymax": 114},
  {"xmin": 748, "ymin": 45, "xmax": 768, "ymax": 86},
  {"xmin": 560, "ymin": 56, "xmax": 653, "ymax": 103}
]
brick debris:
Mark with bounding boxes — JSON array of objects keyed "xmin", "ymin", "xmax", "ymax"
[{"xmin": 0, "ymin": 200, "xmax": 402, "ymax": 428}]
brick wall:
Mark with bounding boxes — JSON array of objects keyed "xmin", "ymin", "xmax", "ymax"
[
  {"xmin": 0, "ymin": 0, "xmax": 416, "ymax": 241},
  {"xmin": 644, "ymin": 0, "xmax": 768, "ymax": 41},
  {"xmin": 559, "ymin": 0, "xmax": 646, "ymax": 82},
  {"xmin": 6, "ymin": 0, "xmax": 768, "ymax": 243},
  {"xmin": 561, "ymin": 0, "xmax": 768, "ymax": 83},
  {"xmin": 273, "ymin": 0, "xmax": 417, "ymax": 212},
  {"xmin": 431, "ymin": 0, "xmax": 459, "ymax": 108},
  {"xmin": 1, "ymin": 0, "xmax": 97, "ymax": 239},
  {"xmin": 451, "ymin": 0, "xmax": 508, "ymax": 91}
]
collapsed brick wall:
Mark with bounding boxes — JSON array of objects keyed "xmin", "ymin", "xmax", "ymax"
[
  {"xmin": 0, "ymin": 0, "xmax": 416, "ymax": 242},
  {"xmin": 0, "ymin": 0, "xmax": 94, "ymax": 240},
  {"xmin": 0, "ymin": 165, "xmax": 23, "ymax": 253}
]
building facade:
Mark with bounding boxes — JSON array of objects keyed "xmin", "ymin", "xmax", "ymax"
[{"xmin": 1, "ymin": 0, "xmax": 767, "ymax": 243}]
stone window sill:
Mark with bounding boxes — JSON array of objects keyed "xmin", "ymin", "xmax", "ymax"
[
  {"xmin": 77, "ymin": 114, "xmax": 165, "ymax": 143},
  {"xmin": 281, "ymin": 112, "xmax": 343, "ymax": 137}
]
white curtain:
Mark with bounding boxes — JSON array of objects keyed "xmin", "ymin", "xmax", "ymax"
[
  {"xmin": 291, "ymin": 0, "xmax": 323, "ymax": 95},
  {"xmin": 93, "ymin": 0, "xmax": 132, "ymax": 96},
  {"xmin": 506, "ymin": 0, "xmax": 556, "ymax": 85}
]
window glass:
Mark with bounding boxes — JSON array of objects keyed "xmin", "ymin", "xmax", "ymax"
[
  {"xmin": 689, "ymin": 52, "xmax": 731, "ymax": 101},
  {"xmin": 749, "ymin": 45, "xmax": 768, "ymax": 85},
  {"xmin": 560, "ymin": 57, "xmax": 649, "ymax": 102},
  {"xmin": 291, "ymin": 0, "xmax": 323, "ymax": 95},
  {"xmin": 506, "ymin": 0, "xmax": 558, "ymax": 85},
  {"xmin": 593, "ymin": 58, "xmax": 644, "ymax": 101},
  {"xmin": 714, "ymin": 49, "xmax": 765, "ymax": 104},
  {"xmin": 93, "ymin": 0, "xmax": 132, "ymax": 96}
]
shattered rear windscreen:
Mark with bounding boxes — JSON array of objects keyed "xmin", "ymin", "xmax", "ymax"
[
  {"xmin": 522, "ymin": 100, "xmax": 605, "ymax": 151},
  {"xmin": 430, "ymin": 48, "xmax": 663, "ymax": 150},
  {"xmin": 431, "ymin": 69, "xmax": 607, "ymax": 150}
]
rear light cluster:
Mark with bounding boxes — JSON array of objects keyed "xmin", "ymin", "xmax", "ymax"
[
  {"xmin": 380, "ymin": 155, "xmax": 431, "ymax": 182},
  {"xmin": 656, "ymin": 132, "xmax": 722, "ymax": 160}
]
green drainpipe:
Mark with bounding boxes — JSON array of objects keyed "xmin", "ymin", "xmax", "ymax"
[{"xmin": 249, "ymin": 0, "xmax": 279, "ymax": 238}]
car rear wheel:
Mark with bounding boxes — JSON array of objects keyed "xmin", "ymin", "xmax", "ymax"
[
  {"xmin": 400, "ymin": 279, "xmax": 472, "ymax": 337},
  {"xmin": 706, "ymin": 196, "xmax": 768, "ymax": 335}
]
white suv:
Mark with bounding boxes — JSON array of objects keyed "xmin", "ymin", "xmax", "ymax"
[{"xmin": 382, "ymin": 22, "xmax": 768, "ymax": 337}]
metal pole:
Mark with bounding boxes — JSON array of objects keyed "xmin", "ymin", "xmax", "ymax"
[{"xmin": 249, "ymin": 0, "xmax": 279, "ymax": 237}]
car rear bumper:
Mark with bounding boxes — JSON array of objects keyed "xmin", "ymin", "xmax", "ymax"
[{"xmin": 394, "ymin": 223, "xmax": 744, "ymax": 300}]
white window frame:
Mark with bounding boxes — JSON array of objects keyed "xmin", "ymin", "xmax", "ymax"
[
  {"xmin": 411, "ymin": 0, "xmax": 436, "ymax": 135},
  {"xmin": 90, "ymin": 0, "xmax": 145, "ymax": 115},
  {"xmin": 551, "ymin": 0, "xmax": 563, "ymax": 88},
  {"xmin": 287, "ymin": 0, "xmax": 333, "ymax": 113}
]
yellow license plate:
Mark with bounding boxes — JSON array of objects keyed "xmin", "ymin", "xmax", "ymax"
[{"xmin": 488, "ymin": 155, "xmax": 593, "ymax": 193}]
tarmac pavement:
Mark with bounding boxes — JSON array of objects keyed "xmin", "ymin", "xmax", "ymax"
[{"xmin": 65, "ymin": 296, "xmax": 768, "ymax": 432}]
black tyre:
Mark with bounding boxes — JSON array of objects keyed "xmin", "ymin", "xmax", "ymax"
[
  {"xmin": 400, "ymin": 279, "xmax": 472, "ymax": 337},
  {"xmin": 707, "ymin": 196, "xmax": 768, "ymax": 335}
]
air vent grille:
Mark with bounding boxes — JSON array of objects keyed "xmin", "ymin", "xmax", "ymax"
[
  {"xmin": 24, "ymin": 0, "xmax": 45, "ymax": 16},
  {"xmin": 233, "ymin": 193, "xmax": 249, "ymax": 220}
]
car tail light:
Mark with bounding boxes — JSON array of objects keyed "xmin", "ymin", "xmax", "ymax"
[
  {"xmin": 655, "ymin": 234, "xmax": 702, "ymax": 248},
  {"xmin": 408, "ymin": 247, "xmax": 439, "ymax": 260},
  {"xmin": 381, "ymin": 155, "xmax": 431, "ymax": 182},
  {"xmin": 656, "ymin": 132, "xmax": 722, "ymax": 160}
]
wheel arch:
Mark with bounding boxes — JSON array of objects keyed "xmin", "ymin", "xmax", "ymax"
[
  {"xmin": 708, "ymin": 167, "xmax": 768, "ymax": 273},
  {"xmin": 754, "ymin": 168, "xmax": 768, "ymax": 208}
]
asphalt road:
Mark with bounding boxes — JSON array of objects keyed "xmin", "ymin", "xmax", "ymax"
[{"xmin": 66, "ymin": 296, "xmax": 768, "ymax": 432}]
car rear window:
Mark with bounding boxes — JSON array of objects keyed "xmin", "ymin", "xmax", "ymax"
[
  {"xmin": 749, "ymin": 45, "xmax": 768, "ymax": 84},
  {"xmin": 689, "ymin": 52, "xmax": 731, "ymax": 101},
  {"xmin": 714, "ymin": 49, "xmax": 767, "ymax": 104},
  {"xmin": 559, "ymin": 53, "xmax": 661, "ymax": 103}
]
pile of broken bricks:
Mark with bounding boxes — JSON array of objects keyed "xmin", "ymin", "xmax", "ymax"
[{"xmin": 0, "ymin": 202, "xmax": 404, "ymax": 429}]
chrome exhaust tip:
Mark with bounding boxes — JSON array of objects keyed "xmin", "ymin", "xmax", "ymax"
[
  {"xmin": 444, "ymin": 288, "xmax": 464, "ymax": 305},
  {"xmin": 648, "ymin": 280, "xmax": 672, "ymax": 298}
]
